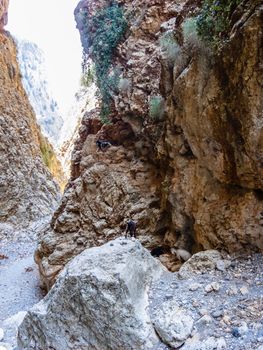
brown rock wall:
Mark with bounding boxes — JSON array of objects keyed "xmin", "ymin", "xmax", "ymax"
[
  {"xmin": 0, "ymin": 28, "xmax": 60, "ymax": 229},
  {"xmin": 0, "ymin": 0, "xmax": 8, "ymax": 30},
  {"xmin": 36, "ymin": 0, "xmax": 263, "ymax": 289}
]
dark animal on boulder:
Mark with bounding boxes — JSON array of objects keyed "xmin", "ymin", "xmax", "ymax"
[
  {"xmin": 96, "ymin": 140, "xmax": 111, "ymax": 151},
  {"xmin": 125, "ymin": 219, "xmax": 136, "ymax": 238}
]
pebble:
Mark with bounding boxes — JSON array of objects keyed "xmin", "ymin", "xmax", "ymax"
[
  {"xmin": 227, "ymin": 285, "xmax": 238, "ymax": 296},
  {"xmin": 222, "ymin": 315, "xmax": 231, "ymax": 325},
  {"xmin": 232, "ymin": 327, "xmax": 241, "ymax": 338},
  {"xmin": 192, "ymin": 299, "xmax": 200, "ymax": 308},
  {"xmin": 240, "ymin": 286, "xmax": 249, "ymax": 295},
  {"xmin": 216, "ymin": 260, "xmax": 226, "ymax": 272},
  {"xmin": 196, "ymin": 315, "xmax": 213, "ymax": 326},
  {"xmin": 212, "ymin": 309, "xmax": 224, "ymax": 318},
  {"xmin": 199, "ymin": 308, "xmax": 209, "ymax": 316},
  {"xmin": 189, "ymin": 283, "xmax": 201, "ymax": 291},
  {"xmin": 205, "ymin": 282, "xmax": 220, "ymax": 293}
]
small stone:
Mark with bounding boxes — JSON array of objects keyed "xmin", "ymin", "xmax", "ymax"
[
  {"xmin": 231, "ymin": 327, "xmax": 241, "ymax": 338},
  {"xmin": 192, "ymin": 300, "xmax": 200, "ymax": 308},
  {"xmin": 205, "ymin": 282, "xmax": 220, "ymax": 293},
  {"xmin": 227, "ymin": 285, "xmax": 238, "ymax": 296},
  {"xmin": 0, "ymin": 329, "xmax": 3, "ymax": 342},
  {"xmin": 238, "ymin": 321, "xmax": 248, "ymax": 335},
  {"xmin": 196, "ymin": 315, "xmax": 213, "ymax": 326},
  {"xmin": 240, "ymin": 286, "xmax": 249, "ymax": 295},
  {"xmin": 232, "ymin": 327, "xmax": 241, "ymax": 338},
  {"xmin": 212, "ymin": 309, "xmax": 224, "ymax": 318},
  {"xmin": 189, "ymin": 283, "xmax": 201, "ymax": 291},
  {"xmin": 25, "ymin": 267, "xmax": 33, "ymax": 272},
  {"xmin": 222, "ymin": 315, "xmax": 231, "ymax": 325},
  {"xmin": 216, "ymin": 260, "xmax": 225, "ymax": 271},
  {"xmin": 199, "ymin": 308, "xmax": 209, "ymax": 316}
]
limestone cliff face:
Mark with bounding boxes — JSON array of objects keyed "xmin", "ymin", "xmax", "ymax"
[
  {"xmin": 0, "ymin": 12, "xmax": 60, "ymax": 230},
  {"xmin": 16, "ymin": 39, "xmax": 63, "ymax": 148},
  {"xmin": 0, "ymin": 0, "xmax": 8, "ymax": 30},
  {"xmin": 36, "ymin": 0, "xmax": 263, "ymax": 289}
]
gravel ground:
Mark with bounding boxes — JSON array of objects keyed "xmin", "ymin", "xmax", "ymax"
[
  {"xmin": 149, "ymin": 254, "xmax": 263, "ymax": 350},
  {"xmin": 0, "ymin": 219, "xmax": 48, "ymax": 349},
  {"xmin": 0, "ymin": 241, "xmax": 44, "ymax": 322}
]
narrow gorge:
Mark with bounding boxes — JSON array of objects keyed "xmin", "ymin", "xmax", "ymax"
[{"xmin": 0, "ymin": 0, "xmax": 262, "ymax": 349}]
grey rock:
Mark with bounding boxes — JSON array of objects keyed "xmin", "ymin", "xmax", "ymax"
[
  {"xmin": 189, "ymin": 283, "xmax": 201, "ymax": 291},
  {"xmin": 232, "ymin": 328, "xmax": 241, "ymax": 338},
  {"xmin": 216, "ymin": 260, "xmax": 226, "ymax": 272},
  {"xmin": 205, "ymin": 282, "xmax": 220, "ymax": 293},
  {"xmin": 152, "ymin": 298, "xmax": 194, "ymax": 348},
  {"xmin": 179, "ymin": 251, "xmax": 223, "ymax": 279},
  {"xmin": 212, "ymin": 310, "xmax": 224, "ymax": 318},
  {"xmin": 18, "ymin": 238, "xmax": 164, "ymax": 350},
  {"xmin": 195, "ymin": 315, "xmax": 213, "ymax": 327}
]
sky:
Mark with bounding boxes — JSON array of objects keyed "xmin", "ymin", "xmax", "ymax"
[{"xmin": 7, "ymin": 0, "xmax": 83, "ymax": 116}]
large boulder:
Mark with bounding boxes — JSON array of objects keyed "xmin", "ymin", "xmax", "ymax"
[{"xmin": 18, "ymin": 238, "xmax": 164, "ymax": 350}]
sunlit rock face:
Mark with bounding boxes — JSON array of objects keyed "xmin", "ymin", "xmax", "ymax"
[
  {"xmin": 58, "ymin": 84, "xmax": 97, "ymax": 178},
  {"xmin": 16, "ymin": 39, "xmax": 63, "ymax": 148},
  {"xmin": 0, "ymin": 0, "xmax": 8, "ymax": 30},
  {"xmin": 36, "ymin": 0, "xmax": 263, "ymax": 289},
  {"xmin": 0, "ymin": 1, "xmax": 60, "ymax": 231}
]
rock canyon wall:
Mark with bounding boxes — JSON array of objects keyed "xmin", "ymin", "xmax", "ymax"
[
  {"xmin": 0, "ymin": 2, "xmax": 60, "ymax": 231},
  {"xmin": 36, "ymin": 0, "xmax": 263, "ymax": 290}
]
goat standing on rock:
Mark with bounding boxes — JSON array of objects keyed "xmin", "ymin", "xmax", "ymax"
[
  {"xmin": 125, "ymin": 219, "xmax": 137, "ymax": 239},
  {"xmin": 96, "ymin": 140, "xmax": 111, "ymax": 151}
]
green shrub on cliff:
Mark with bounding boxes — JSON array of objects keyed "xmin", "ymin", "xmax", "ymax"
[
  {"xmin": 149, "ymin": 96, "xmax": 165, "ymax": 120},
  {"xmin": 87, "ymin": 3, "xmax": 127, "ymax": 122},
  {"xmin": 159, "ymin": 32, "xmax": 181, "ymax": 68},
  {"xmin": 183, "ymin": 18, "xmax": 200, "ymax": 48},
  {"xmin": 81, "ymin": 64, "xmax": 95, "ymax": 88},
  {"xmin": 196, "ymin": 0, "xmax": 242, "ymax": 46}
]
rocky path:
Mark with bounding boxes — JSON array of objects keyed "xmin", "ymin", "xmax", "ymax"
[
  {"xmin": 0, "ymin": 220, "xmax": 47, "ymax": 349},
  {"xmin": 0, "ymin": 241, "xmax": 44, "ymax": 322}
]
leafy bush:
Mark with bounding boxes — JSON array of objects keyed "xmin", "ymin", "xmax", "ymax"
[
  {"xmin": 80, "ymin": 64, "xmax": 95, "ymax": 87},
  {"xmin": 196, "ymin": 0, "xmax": 242, "ymax": 46},
  {"xmin": 149, "ymin": 96, "xmax": 165, "ymax": 120},
  {"xmin": 159, "ymin": 32, "xmax": 181, "ymax": 68},
  {"xmin": 86, "ymin": 3, "xmax": 128, "ymax": 121},
  {"xmin": 182, "ymin": 18, "xmax": 200, "ymax": 48}
]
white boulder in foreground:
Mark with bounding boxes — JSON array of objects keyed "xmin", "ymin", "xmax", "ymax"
[{"xmin": 18, "ymin": 238, "xmax": 164, "ymax": 350}]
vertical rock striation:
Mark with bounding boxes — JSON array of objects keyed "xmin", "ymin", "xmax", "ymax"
[
  {"xmin": 0, "ymin": 0, "xmax": 8, "ymax": 31},
  {"xmin": 0, "ymin": 2, "xmax": 60, "ymax": 231}
]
